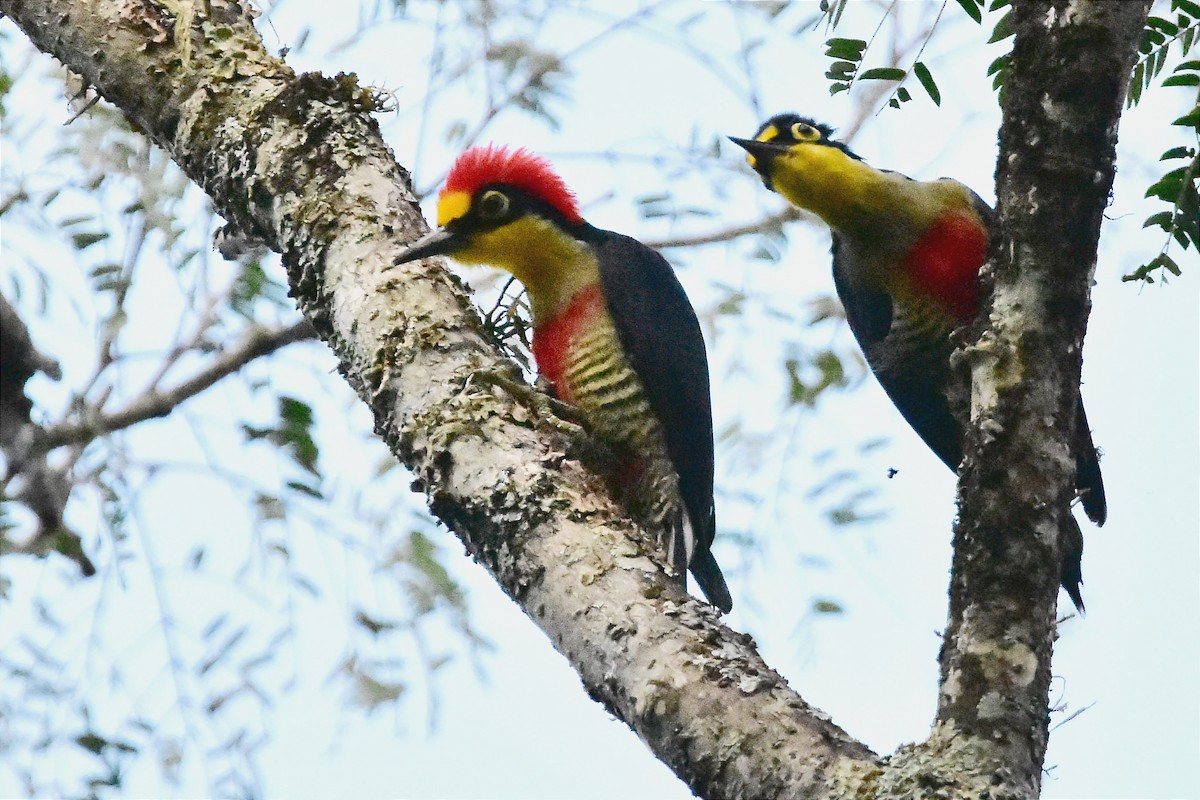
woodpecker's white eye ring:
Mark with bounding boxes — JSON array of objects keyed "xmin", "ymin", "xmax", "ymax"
[
  {"xmin": 478, "ymin": 190, "xmax": 510, "ymax": 220},
  {"xmin": 790, "ymin": 122, "xmax": 820, "ymax": 142}
]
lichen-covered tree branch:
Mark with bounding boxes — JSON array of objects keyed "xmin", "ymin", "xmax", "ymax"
[
  {"xmin": 0, "ymin": 1, "xmax": 877, "ymax": 796},
  {"xmin": 0, "ymin": 0, "xmax": 1153, "ymax": 797},
  {"xmin": 930, "ymin": 1, "xmax": 1149, "ymax": 797}
]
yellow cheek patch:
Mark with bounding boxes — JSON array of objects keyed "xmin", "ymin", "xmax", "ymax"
[
  {"xmin": 744, "ymin": 124, "xmax": 780, "ymax": 169},
  {"xmin": 756, "ymin": 124, "xmax": 780, "ymax": 144},
  {"xmin": 436, "ymin": 190, "xmax": 472, "ymax": 227}
]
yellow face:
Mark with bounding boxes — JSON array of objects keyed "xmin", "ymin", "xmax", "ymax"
[
  {"xmin": 437, "ymin": 190, "xmax": 472, "ymax": 227},
  {"xmin": 429, "ymin": 187, "xmax": 599, "ymax": 323},
  {"xmin": 735, "ymin": 117, "xmax": 882, "ymax": 233},
  {"xmin": 745, "ymin": 119, "xmax": 825, "ymax": 170}
]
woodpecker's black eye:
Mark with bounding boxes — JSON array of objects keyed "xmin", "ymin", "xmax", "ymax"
[
  {"xmin": 790, "ymin": 121, "xmax": 820, "ymax": 142},
  {"xmin": 478, "ymin": 190, "xmax": 510, "ymax": 221}
]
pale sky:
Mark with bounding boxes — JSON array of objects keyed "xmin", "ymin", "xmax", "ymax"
[{"xmin": 2, "ymin": 2, "xmax": 1196, "ymax": 798}]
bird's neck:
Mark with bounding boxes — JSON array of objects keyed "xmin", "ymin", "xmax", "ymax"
[
  {"xmin": 775, "ymin": 146, "xmax": 950, "ymax": 239},
  {"xmin": 466, "ymin": 215, "xmax": 600, "ymax": 324},
  {"xmin": 531, "ymin": 283, "xmax": 607, "ymax": 405},
  {"xmin": 779, "ymin": 147, "xmax": 986, "ymax": 322}
]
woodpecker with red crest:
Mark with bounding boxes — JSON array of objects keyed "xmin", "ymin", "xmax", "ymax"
[
  {"xmin": 731, "ymin": 115, "xmax": 1106, "ymax": 611},
  {"xmin": 394, "ymin": 146, "xmax": 733, "ymax": 612}
]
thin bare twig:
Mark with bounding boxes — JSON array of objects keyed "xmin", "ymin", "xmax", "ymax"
[
  {"xmin": 36, "ymin": 319, "xmax": 317, "ymax": 452},
  {"xmin": 643, "ymin": 206, "xmax": 804, "ymax": 249}
]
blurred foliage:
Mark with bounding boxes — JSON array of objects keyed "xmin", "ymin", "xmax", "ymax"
[{"xmin": 0, "ymin": 35, "xmax": 482, "ymax": 797}]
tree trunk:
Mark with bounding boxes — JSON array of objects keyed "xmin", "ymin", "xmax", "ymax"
[{"xmin": 926, "ymin": 1, "xmax": 1149, "ymax": 797}]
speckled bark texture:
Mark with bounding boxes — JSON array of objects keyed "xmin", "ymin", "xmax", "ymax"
[
  {"xmin": 0, "ymin": 1, "xmax": 880, "ymax": 796},
  {"xmin": 930, "ymin": 1, "xmax": 1150, "ymax": 798}
]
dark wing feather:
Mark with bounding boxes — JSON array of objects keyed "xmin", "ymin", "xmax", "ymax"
[
  {"xmin": 1074, "ymin": 396, "xmax": 1107, "ymax": 525},
  {"xmin": 592, "ymin": 229, "xmax": 731, "ymax": 611},
  {"xmin": 833, "ymin": 182, "xmax": 1102, "ymax": 611},
  {"xmin": 832, "ymin": 234, "xmax": 964, "ymax": 472},
  {"xmin": 935, "ymin": 188, "xmax": 1106, "ymax": 526}
]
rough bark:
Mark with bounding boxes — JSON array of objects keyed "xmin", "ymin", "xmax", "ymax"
[
  {"xmin": 928, "ymin": 1, "xmax": 1150, "ymax": 797},
  {"xmin": 0, "ymin": 1, "xmax": 878, "ymax": 796},
  {"xmin": 0, "ymin": 0, "xmax": 1151, "ymax": 796}
]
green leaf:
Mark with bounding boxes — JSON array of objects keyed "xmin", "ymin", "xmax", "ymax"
[
  {"xmin": 826, "ymin": 60, "xmax": 858, "ymax": 80},
  {"xmin": 953, "ymin": 0, "xmax": 983, "ymax": 24},
  {"xmin": 354, "ymin": 609, "xmax": 399, "ymax": 635},
  {"xmin": 1140, "ymin": 27, "xmax": 1166, "ymax": 53},
  {"xmin": 1131, "ymin": 60, "xmax": 1146, "ymax": 96},
  {"xmin": 285, "ymin": 480, "xmax": 323, "ymax": 499},
  {"xmin": 76, "ymin": 733, "xmax": 108, "ymax": 755},
  {"xmin": 278, "ymin": 396, "xmax": 319, "ymax": 474},
  {"xmin": 859, "ymin": 67, "xmax": 906, "ymax": 81},
  {"xmin": 825, "ymin": 37, "xmax": 866, "ymax": 60},
  {"xmin": 279, "ymin": 396, "xmax": 314, "ymax": 428},
  {"xmin": 988, "ymin": 9, "xmax": 1015, "ymax": 43},
  {"xmin": 1148, "ymin": 16, "xmax": 1180, "ymax": 36},
  {"xmin": 1124, "ymin": 243, "xmax": 1188, "ymax": 284},
  {"xmin": 1173, "ymin": 107, "xmax": 1200, "ymax": 127},
  {"xmin": 89, "ymin": 263, "xmax": 122, "ymax": 278},
  {"xmin": 831, "ymin": 0, "xmax": 849, "ymax": 28},
  {"xmin": 1175, "ymin": 0, "xmax": 1200, "ymax": 19},
  {"xmin": 1160, "ymin": 146, "xmax": 1195, "ymax": 160},
  {"xmin": 1152, "ymin": 46, "xmax": 1170, "ymax": 78},
  {"xmin": 1143, "ymin": 211, "xmax": 1176, "ymax": 230},
  {"xmin": 829, "ymin": 81, "xmax": 851, "ymax": 96},
  {"xmin": 813, "ymin": 599, "xmax": 845, "ymax": 614},
  {"xmin": 913, "ymin": 61, "xmax": 941, "ymax": 105},
  {"xmin": 896, "ymin": 86, "xmax": 912, "ymax": 103},
  {"xmin": 70, "ymin": 231, "xmax": 109, "ymax": 249},
  {"xmin": 1163, "ymin": 73, "xmax": 1200, "ymax": 86}
]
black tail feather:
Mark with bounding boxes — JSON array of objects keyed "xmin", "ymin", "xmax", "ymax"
[
  {"xmin": 1061, "ymin": 516, "xmax": 1086, "ymax": 614},
  {"xmin": 690, "ymin": 548, "xmax": 733, "ymax": 613}
]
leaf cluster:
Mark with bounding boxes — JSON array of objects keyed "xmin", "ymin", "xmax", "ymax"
[
  {"xmin": 823, "ymin": 38, "xmax": 941, "ymax": 110},
  {"xmin": 1128, "ymin": 0, "xmax": 1200, "ymax": 107},
  {"xmin": 1126, "ymin": 89, "xmax": 1200, "ymax": 283}
]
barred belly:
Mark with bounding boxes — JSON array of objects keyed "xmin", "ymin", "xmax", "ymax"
[{"xmin": 558, "ymin": 311, "xmax": 686, "ymax": 572}]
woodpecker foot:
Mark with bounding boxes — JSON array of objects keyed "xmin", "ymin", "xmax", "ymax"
[
  {"xmin": 468, "ymin": 368, "xmax": 621, "ymax": 473},
  {"xmin": 468, "ymin": 368, "xmax": 585, "ymax": 433}
]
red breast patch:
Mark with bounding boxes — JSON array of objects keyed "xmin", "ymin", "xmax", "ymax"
[
  {"xmin": 904, "ymin": 210, "xmax": 986, "ymax": 323},
  {"xmin": 531, "ymin": 285, "xmax": 606, "ymax": 405}
]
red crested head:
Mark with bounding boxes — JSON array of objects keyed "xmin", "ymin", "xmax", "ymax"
[{"xmin": 442, "ymin": 145, "xmax": 583, "ymax": 225}]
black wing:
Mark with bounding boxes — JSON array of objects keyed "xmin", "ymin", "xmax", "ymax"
[
  {"xmin": 832, "ymin": 184, "xmax": 1103, "ymax": 610},
  {"xmin": 936, "ymin": 188, "xmax": 1105, "ymax": 526},
  {"xmin": 592, "ymin": 229, "xmax": 731, "ymax": 612},
  {"xmin": 832, "ymin": 233, "xmax": 965, "ymax": 471}
]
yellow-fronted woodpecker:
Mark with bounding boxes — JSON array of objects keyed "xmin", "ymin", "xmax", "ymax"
[
  {"xmin": 732, "ymin": 115, "xmax": 1105, "ymax": 611},
  {"xmin": 395, "ymin": 146, "xmax": 732, "ymax": 612}
]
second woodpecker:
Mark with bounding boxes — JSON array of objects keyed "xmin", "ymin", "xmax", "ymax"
[
  {"xmin": 394, "ymin": 146, "xmax": 732, "ymax": 612},
  {"xmin": 731, "ymin": 115, "xmax": 1106, "ymax": 611}
]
